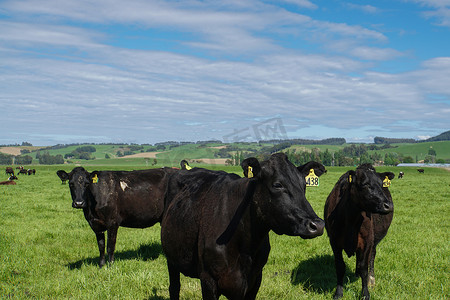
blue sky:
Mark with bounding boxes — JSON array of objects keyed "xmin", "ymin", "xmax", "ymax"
[{"xmin": 1, "ymin": 0, "xmax": 449, "ymax": 146}]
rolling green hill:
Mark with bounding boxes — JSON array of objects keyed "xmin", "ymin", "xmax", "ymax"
[{"xmin": 1, "ymin": 140, "xmax": 449, "ymax": 167}]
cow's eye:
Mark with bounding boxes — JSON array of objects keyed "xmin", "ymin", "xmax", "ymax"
[{"xmin": 272, "ymin": 182, "xmax": 283, "ymax": 189}]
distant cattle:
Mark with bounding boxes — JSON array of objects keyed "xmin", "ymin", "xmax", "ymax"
[
  {"xmin": 0, "ymin": 180, "xmax": 16, "ymax": 185},
  {"xmin": 5, "ymin": 167, "xmax": 14, "ymax": 176},
  {"xmin": 57, "ymin": 167, "xmax": 177, "ymax": 267},
  {"xmin": 417, "ymin": 169, "xmax": 425, "ymax": 173},
  {"xmin": 18, "ymin": 169, "xmax": 28, "ymax": 175},
  {"xmin": 161, "ymin": 153, "xmax": 325, "ymax": 299},
  {"xmin": 324, "ymin": 164, "xmax": 394, "ymax": 300},
  {"xmin": 398, "ymin": 171, "xmax": 404, "ymax": 179},
  {"xmin": 8, "ymin": 175, "xmax": 18, "ymax": 181},
  {"xmin": 27, "ymin": 169, "xmax": 36, "ymax": 175}
]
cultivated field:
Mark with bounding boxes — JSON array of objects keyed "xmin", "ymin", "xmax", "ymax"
[{"xmin": 0, "ymin": 164, "xmax": 448, "ymax": 299}]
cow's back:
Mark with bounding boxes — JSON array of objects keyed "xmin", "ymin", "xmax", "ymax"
[{"xmin": 89, "ymin": 168, "xmax": 173, "ymax": 228}]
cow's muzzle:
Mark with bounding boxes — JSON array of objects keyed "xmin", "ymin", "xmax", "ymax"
[
  {"xmin": 72, "ymin": 201, "xmax": 86, "ymax": 209},
  {"xmin": 301, "ymin": 218, "xmax": 325, "ymax": 239}
]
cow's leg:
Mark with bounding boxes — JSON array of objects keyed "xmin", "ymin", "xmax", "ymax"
[
  {"xmin": 333, "ymin": 248, "xmax": 345, "ymax": 299},
  {"xmin": 244, "ymin": 270, "xmax": 262, "ymax": 300},
  {"xmin": 357, "ymin": 249, "xmax": 371, "ymax": 300},
  {"xmin": 95, "ymin": 232, "xmax": 106, "ymax": 268},
  {"xmin": 368, "ymin": 246, "xmax": 377, "ymax": 287},
  {"xmin": 200, "ymin": 272, "xmax": 219, "ymax": 300},
  {"xmin": 106, "ymin": 226, "xmax": 118, "ymax": 265},
  {"xmin": 168, "ymin": 262, "xmax": 181, "ymax": 300}
]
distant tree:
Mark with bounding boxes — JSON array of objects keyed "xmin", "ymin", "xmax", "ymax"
[
  {"xmin": 105, "ymin": 153, "xmax": 111, "ymax": 159},
  {"xmin": 21, "ymin": 142, "xmax": 33, "ymax": 146},
  {"xmin": 0, "ymin": 153, "xmax": 13, "ymax": 164},
  {"xmin": 428, "ymin": 148, "xmax": 436, "ymax": 156},
  {"xmin": 152, "ymin": 158, "xmax": 157, "ymax": 166},
  {"xmin": 402, "ymin": 156, "xmax": 415, "ymax": 163},
  {"xmin": 320, "ymin": 149, "xmax": 333, "ymax": 166},
  {"xmin": 15, "ymin": 155, "xmax": 33, "ymax": 165},
  {"xmin": 38, "ymin": 152, "xmax": 64, "ymax": 164},
  {"xmin": 75, "ymin": 146, "xmax": 96, "ymax": 153},
  {"xmin": 424, "ymin": 155, "xmax": 435, "ymax": 163}
]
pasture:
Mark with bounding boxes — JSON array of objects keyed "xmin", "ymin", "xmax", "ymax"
[{"xmin": 0, "ymin": 164, "xmax": 448, "ymax": 299}]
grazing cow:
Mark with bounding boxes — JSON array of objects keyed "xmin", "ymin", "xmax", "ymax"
[
  {"xmin": 18, "ymin": 169, "xmax": 28, "ymax": 175},
  {"xmin": 57, "ymin": 166, "xmax": 177, "ymax": 267},
  {"xmin": 5, "ymin": 167, "xmax": 14, "ymax": 176},
  {"xmin": 27, "ymin": 169, "xmax": 36, "ymax": 175},
  {"xmin": 417, "ymin": 169, "xmax": 424, "ymax": 173},
  {"xmin": 8, "ymin": 175, "xmax": 18, "ymax": 181},
  {"xmin": 398, "ymin": 171, "xmax": 404, "ymax": 179},
  {"xmin": 161, "ymin": 153, "xmax": 326, "ymax": 300},
  {"xmin": 0, "ymin": 180, "xmax": 16, "ymax": 185},
  {"xmin": 324, "ymin": 164, "xmax": 394, "ymax": 300}
]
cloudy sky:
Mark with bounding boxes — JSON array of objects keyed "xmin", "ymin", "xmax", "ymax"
[{"xmin": 1, "ymin": 0, "xmax": 449, "ymax": 146}]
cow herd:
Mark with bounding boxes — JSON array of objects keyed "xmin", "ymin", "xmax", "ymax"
[
  {"xmin": 57, "ymin": 153, "xmax": 395, "ymax": 300},
  {"xmin": 1, "ymin": 166, "xmax": 35, "ymax": 185}
]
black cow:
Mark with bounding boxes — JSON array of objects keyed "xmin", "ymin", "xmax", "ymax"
[
  {"xmin": 57, "ymin": 167, "xmax": 177, "ymax": 267},
  {"xmin": 27, "ymin": 169, "xmax": 36, "ymax": 175},
  {"xmin": 324, "ymin": 164, "xmax": 394, "ymax": 300},
  {"xmin": 398, "ymin": 171, "xmax": 404, "ymax": 179},
  {"xmin": 5, "ymin": 167, "xmax": 14, "ymax": 176},
  {"xmin": 417, "ymin": 169, "xmax": 424, "ymax": 173},
  {"xmin": 161, "ymin": 153, "xmax": 325, "ymax": 299},
  {"xmin": 18, "ymin": 169, "xmax": 28, "ymax": 175}
]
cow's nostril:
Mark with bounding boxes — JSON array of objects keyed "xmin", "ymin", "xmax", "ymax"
[
  {"xmin": 308, "ymin": 221, "xmax": 318, "ymax": 232},
  {"xmin": 383, "ymin": 202, "xmax": 391, "ymax": 210}
]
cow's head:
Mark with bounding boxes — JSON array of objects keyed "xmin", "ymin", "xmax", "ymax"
[
  {"xmin": 348, "ymin": 165, "xmax": 394, "ymax": 214},
  {"xmin": 57, "ymin": 167, "xmax": 93, "ymax": 209},
  {"xmin": 244, "ymin": 153, "xmax": 325, "ymax": 239}
]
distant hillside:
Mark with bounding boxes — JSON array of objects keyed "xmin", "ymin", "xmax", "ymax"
[
  {"xmin": 374, "ymin": 137, "xmax": 416, "ymax": 144},
  {"xmin": 374, "ymin": 130, "xmax": 450, "ymax": 144},
  {"xmin": 423, "ymin": 130, "xmax": 450, "ymax": 142}
]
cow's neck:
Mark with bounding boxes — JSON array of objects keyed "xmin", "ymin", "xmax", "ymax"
[
  {"xmin": 338, "ymin": 183, "xmax": 365, "ymax": 256},
  {"xmin": 233, "ymin": 180, "xmax": 271, "ymax": 254}
]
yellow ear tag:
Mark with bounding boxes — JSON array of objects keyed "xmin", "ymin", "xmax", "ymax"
[
  {"xmin": 383, "ymin": 176, "xmax": 391, "ymax": 188},
  {"xmin": 185, "ymin": 164, "xmax": 192, "ymax": 170},
  {"xmin": 247, "ymin": 166, "xmax": 254, "ymax": 178},
  {"xmin": 92, "ymin": 174, "xmax": 98, "ymax": 183},
  {"xmin": 306, "ymin": 169, "xmax": 319, "ymax": 187},
  {"xmin": 348, "ymin": 175, "xmax": 352, "ymax": 183}
]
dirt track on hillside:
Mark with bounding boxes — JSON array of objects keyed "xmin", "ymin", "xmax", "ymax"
[
  {"xmin": 119, "ymin": 152, "xmax": 162, "ymax": 158},
  {"xmin": 0, "ymin": 147, "xmax": 22, "ymax": 156}
]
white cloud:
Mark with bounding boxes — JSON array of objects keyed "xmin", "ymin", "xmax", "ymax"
[{"xmin": 0, "ymin": 0, "xmax": 448, "ymax": 145}]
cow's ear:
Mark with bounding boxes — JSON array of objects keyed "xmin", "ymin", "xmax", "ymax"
[
  {"xmin": 347, "ymin": 170, "xmax": 356, "ymax": 183},
  {"xmin": 180, "ymin": 160, "xmax": 192, "ymax": 170},
  {"xmin": 56, "ymin": 170, "xmax": 68, "ymax": 181},
  {"xmin": 378, "ymin": 172, "xmax": 395, "ymax": 181},
  {"xmin": 297, "ymin": 161, "xmax": 327, "ymax": 177},
  {"xmin": 241, "ymin": 157, "xmax": 261, "ymax": 178},
  {"xmin": 90, "ymin": 171, "xmax": 100, "ymax": 183}
]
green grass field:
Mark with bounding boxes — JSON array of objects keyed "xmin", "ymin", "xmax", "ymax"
[{"xmin": 0, "ymin": 164, "xmax": 448, "ymax": 299}]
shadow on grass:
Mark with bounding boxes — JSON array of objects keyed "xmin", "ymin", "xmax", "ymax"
[
  {"xmin": 291, "ymin": 254, "xmax": 358, "ymax": 294},
  {"xmin": 67, "ymin": 242, "xmax": 163, "ymax": 269}
]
